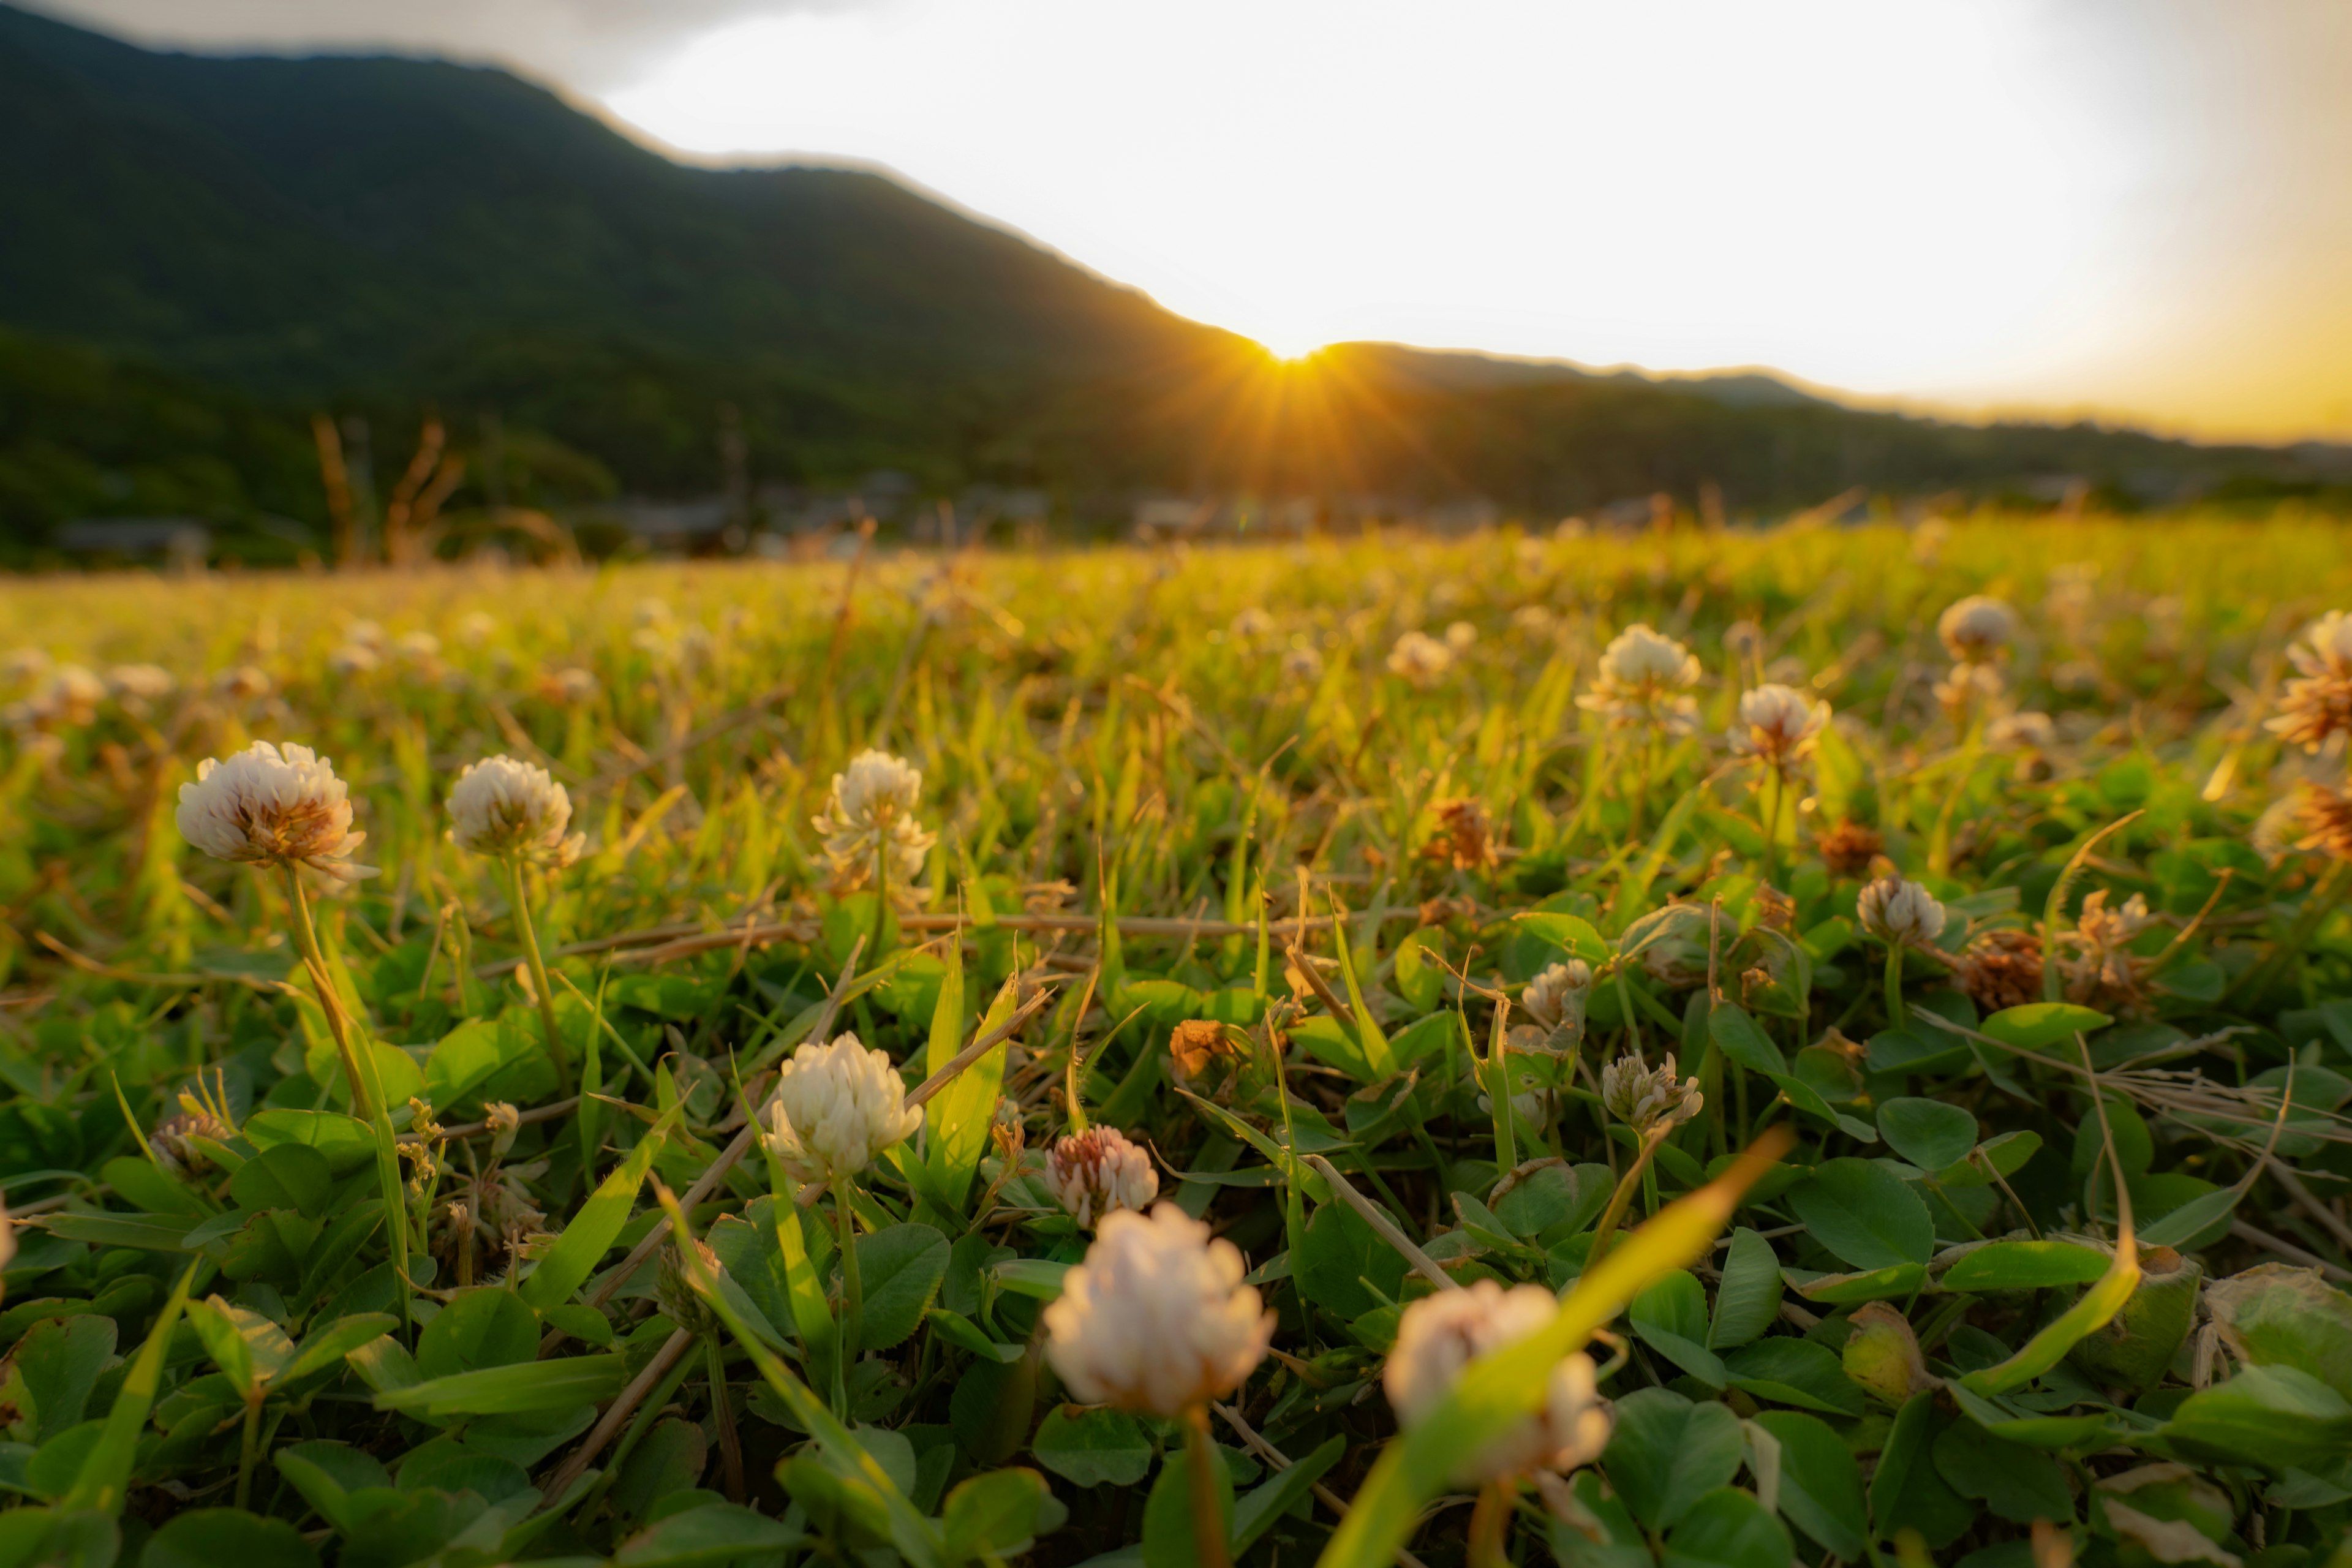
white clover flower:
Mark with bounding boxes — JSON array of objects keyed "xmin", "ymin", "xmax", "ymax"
[
  {"xmin": 1511, "ymin": 604, "xmax": 1558, "ymax": 636},
  {"xmin": 2252, "ymin": 795, "xmax": 2307, "ymax": 864},
  {"xmin": 1387, "ymin": 630, "xmax": 1454, "ymax": 687},
  {"xmin": 812, "ymin": 749, "xmax": 937, "ymax": 887},
  {"xmin": 1600, "ymin": 1051, "xmax": 1703, "ymax": 1133},
  {"xmin": 1, "ymin": 648, "xmax": 50, "ymax": 686},
  {"xmin": 1728, "ymin": 682, "xmax": 1830, "ymax": 767},
  {"xmin": 1280, "ymin": 642, "xmax": 1325, "ymax": 684},
  {"xmin": 396, "ymin": 630, "xmax": 442, "ymax": 662},
  {"xmin": 215, "ymin": 665, "xmax": 272, "ymax": 699},
  {"xmin": 1858, "ymin": 875, "xmax": 1947, "ymax": 948},
  {"xmin": 2267, "ymin": 610, "xmax": 2352, "ymax": 753},
  {"xmin": 1933, "ymin": 658, "xmax": 2007, "ymax": 714},
  {"xmin": 328, "ymin": 643, "xmax": 381, "ymax": 676},
  {"xmin": 1045, "ymin": 1127, "xmax": 1159, "ymax": 1228},
  {"xmin": 176, "ymin": 741, "xmax": 375, "ymax": 881},
  {"xmin": 1385, "ymin": 1281, "xmax": 1611, "ymax": 1483},
  {"xmin": 545, "ymin": 667, "xmax": 598, "ymax": 704},
  {"xmin": 1988, "ymin": 710, "xmax": 2057, "ymax": 751},
  {"xmin": 458, "ymin": 611, "xmax": 499, "ymax": 647},
  {"xmin": 106, "ymin": 664, "xmax": 175, "ymax": 704},
  {"xmin": 1937, "ymin": 595, "xmax": 2016, "ymax": 662},
  {"xmin": 761, "ymin": 1033, "xmax": 923, "ymax": 1183},
  {"xmin": 447, "ymin": 754, "xmax": 584, "ymax": 866},
  {"xmin": 1229, "ymin": 607, "xmax": 1276, "ymax": 640},
  {"xmin": 1520, "ymin": 959, "xmax": 1593, "ymax": 1039},
  {"xmin": 1579, "ymin": 623, "xmax": 1700, "ymax": 733},
  {"xmin": 1444, "ymin": 620, "xmax": 1479, "ymax": 652},
  {"xmin": 46, "ymin": 665, "xmax": 105, "ymax": 725},
  {"xmin": 345, "ymin": 619, "xmax": 386, "ymax": 650},
  {"xmin": 1043, "ymin": 1204, "xmax": 1273, "ymax": 1417}
]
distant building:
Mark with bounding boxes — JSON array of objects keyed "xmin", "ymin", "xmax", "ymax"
[{"xmin": 56, "ymin": 517, "xmax": 210, "ymax": 567}]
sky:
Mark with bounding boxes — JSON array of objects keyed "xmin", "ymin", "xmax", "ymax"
[{"xmin": 33, "ymin": 0, "xmax": 2352, "ymax": 443}]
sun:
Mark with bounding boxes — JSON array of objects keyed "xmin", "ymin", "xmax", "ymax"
[{"xmin": 1252, "ymin": 331, "xmax": 1328, "ymax": 364}]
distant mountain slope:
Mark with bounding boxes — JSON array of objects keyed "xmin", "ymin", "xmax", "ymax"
[{"xmin": 0, "ymin": 2, "xmax": 2339, "ymax": 532}]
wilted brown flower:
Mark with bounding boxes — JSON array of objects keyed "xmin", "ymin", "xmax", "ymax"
[
  {"xmin": 2054, "ymin": 890, "xmax": 2158, "ymax": 1014},
  {"xmin": 1425, "ymin": 797, "xmax": 1499, "ymax": 872},
  {"xmin": 1168, "ymin": 1019, "xmax": 1242, "ymax": 1091},
  {"xmin": 1817, "ymin": 821, "xmax": 1883, "ymax": 878},
  {"xmin": 1957, "ymin": 928, "xmax": 2045, "ymax": 1012}
]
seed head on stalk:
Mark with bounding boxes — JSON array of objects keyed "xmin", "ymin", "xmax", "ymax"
[{"xmin": 448, "ymin": 753, "xmax": 582, "ymax": 1093}]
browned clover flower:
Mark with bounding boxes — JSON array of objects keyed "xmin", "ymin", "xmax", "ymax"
[
  {"xmin": 1817, "ymin": 820, "xmax": 1884, "ymax": 878},
  {"xmin": 1957, "ymin": 928, "xmax": 2045, "ymax": 1012},
  {"xmin": 1425, "ymin": 796, "xmax": 1500, "ymax": 872}
]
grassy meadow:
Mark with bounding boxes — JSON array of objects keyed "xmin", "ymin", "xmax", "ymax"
[{"xmin": 2, "ymin": 511, "xmax": 2351, "ymax": 1568}]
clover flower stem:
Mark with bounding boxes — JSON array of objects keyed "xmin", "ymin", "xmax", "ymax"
[
  {"xmin": 283, "ymin": 864, "xmax": 414, "ymax": 1335},
  {"xmin": 1759, "ymin": 764, "xmax": 1784, "ymax": 889},
  {"xmin": 1584, "ymin": 1123, "xmax": 1670, "ymax": 1269},
  {"xmin": 1630, "ymin": 734, "xmax": 1655, "ymax": 841},
  {"xmin": 1467, "ymin": 1479, "xmax": 1510, "ymax": 1568},
  {"xmin": 867, "ymin": 835, "xmax": 890, "ymax": 976},
  {"xmin": 706, "ymin": 1331, "xmax": 745, "ymax": 1503},
  {"xmin": 834, "ymin": 1183, "xmax": 864, "ymax": 1409},
  {"xmin": 235, "ymin": 1393, "xmax": 262, "ymax": 1510},
  {"xmin": 1185, "ymin": 1402, "xmax": 1232, "ymax": 1568},
  {"xmin": 282, "ymin": 863, "xmax": 371, "ymax": 1121},
  {"xmin": 1883, "ymin": 943, "xmax": 1909, "ymax": 1030},
  {"xmin": 507, "ymin": 856, "xmax": 573, "ymax": 1097}
]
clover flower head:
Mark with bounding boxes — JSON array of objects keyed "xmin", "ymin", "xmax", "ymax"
[
  {"xmin": 1043, "ymin": 1204, "xmax": 1273, "ymax": 1416},
  {"xmin": 1580, "ymin": 623, "xmax": 1700, "ymax": 732},
  {"xmin": 216, "ymin": 665, "xmax": 272, "ymax": 699},
  {"xmin": 1857, "ymin": 875, "xmax": 1947, "ymax": 948},
  {"xmin": 1385, "ymin": 1280, "xmax": 1611, "ymax": 1483},
  {"xmin": 1728, "ymin": 682, "xmax": 1830, "ymax": 766},
  {"xmin": 1229, "ymin": 607, "xmax": 1276, "ymax": 640},
  {"xmin": 1387, "ymin": 630, "xmax": 1455, "ymax": 687},
  {"xmin": 176, "ymin": 741, "xmax": 375, "ymax": 881},
  {"xmin": 2266, "ymin": 610, "xmax": 2352, "ymax": 753},
  {"xmin": 2260, "ymin": 779, "xmax": 2352, "ymax": 865},
  {"xmin": 1046, "ymin": 1126, "xmax": 1159, "ymax": 1228},
  {"xmin": 447, "ymin": 754, "xmax": 583, "ymax": 866},
  {"xmin": 1937, "ymin": 595, "xmax": 2016, "ymax": 662},
  {"xmin": 1281, "ymin": 642, "xmax": 1325, "ymax": 683},
  {"xmin": 1988, "ymin": 710, "xmax": 2057, "ymax": 751},
  {"xmin": 545, "ymin": 667, "xmax": 598, "ymax": 704},
  {"xmin": 1520, "ymin": 959, "xmax": 1593, "ymax": 1038},
  {"xmin": 1601, "ymin": 1050, "xmax": 1703, "ymax": 1133},
  {"xmin": 329, "ymin": 642, "xmax": 382, "ymax": 676},
  {"xmin": 106, "ymin": 663, "xmax": 175, "ymax": 705},
  {"xmin": 812, "ymin": 748, "xmax": 937, "ymax": 887},
  {"xmin": 761, "ymin": 1033, "xmax": 922, "ymax": 1183}
]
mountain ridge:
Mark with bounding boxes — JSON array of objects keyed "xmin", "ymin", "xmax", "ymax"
[{"xmin": 1, "ymin": 1, "xmax": 2340, "ymax": 546}]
